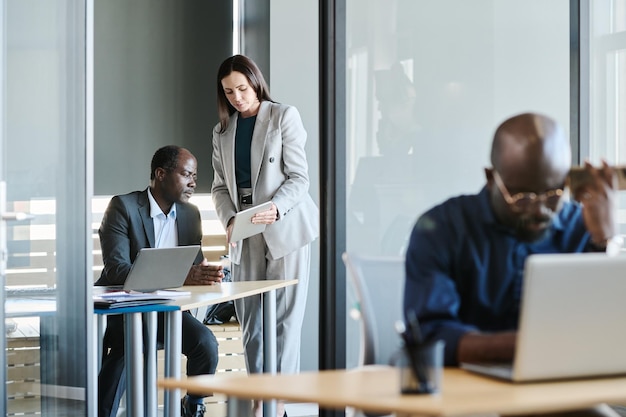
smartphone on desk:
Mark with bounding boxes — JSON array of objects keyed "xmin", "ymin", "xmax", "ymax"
[{"xmin": 568, "ymin": 165, "xmax": 626, "ymax": 191}]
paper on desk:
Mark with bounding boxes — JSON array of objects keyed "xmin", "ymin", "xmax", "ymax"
[
  {"xmin": 98, "ymin": 289, "xmax": 190, "ymax": 298},
  {"xmin": 93, "ymin": 291, "xmax": 172, "ymax": 309},
  {"xmin": 151, "ymin": 289, "xmax": 191, "ymax": 297}
]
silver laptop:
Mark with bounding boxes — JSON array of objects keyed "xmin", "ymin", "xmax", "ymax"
[
  {"xmin": 122, "ymin": 246, "xmax": 200, "ymax": 292},
  {"xmin": 461, "ymin": 252, "xmax": 626, "ymax": 382}
]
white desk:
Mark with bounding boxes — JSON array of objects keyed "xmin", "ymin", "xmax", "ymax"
[
  {"xmin": 94, "ymin": 302, "xmax": 179, "ymax": 417},
  {"xmin": 97, "ymin": 279, "xmax": 297, "ymax": 417},
  {"xmin": 166, "ymin": 280, "xmax": 297, "ymax": 417},
  {"xmin": 159, "ymin": 366, "xmax": 626, "ymax": 417}
]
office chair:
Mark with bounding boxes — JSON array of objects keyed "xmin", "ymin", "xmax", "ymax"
[
  {"xmin": 343, "ymin": 252, "xmax": 406, "ymax": 417},
  {"xmin": 342, "ymin": 252, "xmax": 406, "ymax": 367}
]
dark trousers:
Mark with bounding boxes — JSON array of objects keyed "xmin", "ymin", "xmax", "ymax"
[{"xmin": 98, "ymin": 311, "xmax": 218, "ymax": 417}]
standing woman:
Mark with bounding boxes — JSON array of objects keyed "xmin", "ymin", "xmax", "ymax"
[{"xmin": 211, "ymin": 55, "xmax": 319, "ymax": 416}]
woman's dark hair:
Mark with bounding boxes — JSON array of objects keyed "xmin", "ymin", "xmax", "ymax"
[
  {"xmin": 150, "ymin": 145, "xmax": 181, "ymax": 180},
  {"xmin": 216, "ymin": 54, "xmax": 273, "ymax": 133}
]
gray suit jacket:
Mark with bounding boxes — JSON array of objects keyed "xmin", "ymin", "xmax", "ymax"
[
  {"xmin": 95, "ymin": 189, "xmax": 203, "ymax": 286},
  {"xmin": 211, "ymin": 101, "xmax": 319, "ymax": 263}
]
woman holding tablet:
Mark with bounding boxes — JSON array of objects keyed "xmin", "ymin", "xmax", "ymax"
[{"xmin": 210, "ymin": 54, "xmax": 319, "ymax": 417}]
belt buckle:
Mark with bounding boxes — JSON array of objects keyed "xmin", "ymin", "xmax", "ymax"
[{"xmin": 240, "ymin": 194, "xmax": 252, "ymax": 205}]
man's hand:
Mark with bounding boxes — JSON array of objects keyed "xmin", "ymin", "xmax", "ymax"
[
  {"xmin": 572, "ymin": 160, "xmax": 619, "ymax": 247},
  {"xmin": 184, "ymin": 258, "xmax": 224, "ymax": 285}
]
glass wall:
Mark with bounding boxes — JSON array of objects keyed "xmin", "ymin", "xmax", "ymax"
[
  {"xmin": 2, "ymin": 1, "xmax": 93, "ymax": 415},
  {"xmin": 344, "ymin": 0, "xmax": 571, "ymax": 367}
]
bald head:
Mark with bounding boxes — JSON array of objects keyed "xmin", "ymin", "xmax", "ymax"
[
  {"xmin": 490, "ymin": 113, "xmax": 571, "ymax": 183},
  {"xmin": 486, "ymin": 113, "xmax": 571, "ymax": 242}
]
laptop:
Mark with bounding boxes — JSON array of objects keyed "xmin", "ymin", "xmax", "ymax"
[
  {"xmin": 461, "ymin": 252, "xmax": 626, "ymax": 382},
  {"xmin": 121, "ymin": 245, "xmax": 200, "ymax": 292}
]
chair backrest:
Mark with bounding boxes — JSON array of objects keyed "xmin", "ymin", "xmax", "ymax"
[{"xmin": 343, "ymin": 252, "xmax": 405, "ymax": 366}]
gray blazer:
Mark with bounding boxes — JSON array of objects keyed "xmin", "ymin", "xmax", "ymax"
[
  {"xmin": 211, "ymin": 101, "xmax": 319, "ymax": 264},
  {"xmin": 95, "ymin": 189, "xmax": 203, "ymax": 286}
]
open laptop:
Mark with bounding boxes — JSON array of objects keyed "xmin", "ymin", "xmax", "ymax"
[
  {"xmin": 461, "ymin": 252, "xmax": 626, "ymax": 382},
  {"xmin": 121, "ymin": 245, "xmax": 200, "ymax": 292}
]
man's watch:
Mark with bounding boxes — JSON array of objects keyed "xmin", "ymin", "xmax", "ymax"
[
  {"xmin": 605, "ymin": 235, "xmax": 624, "ymax": 256},
  {"xmin": 590, "ymin": 235, "xmax": 624, "ymax": 256}
]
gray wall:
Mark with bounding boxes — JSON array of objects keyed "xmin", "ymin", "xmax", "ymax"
[
  {"xmin": 270, "ymin": 0, "xmax": 320, "ymax": 372},
  {"xmin": 94, "ymin": 0, "xmax": 233, "ymax": 195}
]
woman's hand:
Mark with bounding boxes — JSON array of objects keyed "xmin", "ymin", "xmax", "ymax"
[
  {"xmin": 251, "ymin": 202, "xmax": 278, "ymax": 225},
  {"xmin": 226, "ymin": 217, "xmax": 236, "ymax": 247}
]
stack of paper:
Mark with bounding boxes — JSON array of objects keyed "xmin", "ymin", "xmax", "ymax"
[{"xmin": 94, "ymin": 292, "xmax": 170, "ymax": 309}]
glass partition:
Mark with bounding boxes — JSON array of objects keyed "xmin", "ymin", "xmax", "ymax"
[
  {"xmin": 2, "ymin": 1, "xmax": 92, "ymax": 415},
  {"xmin": 344, "ymin": 0, "xmax": 571, "ymax": 368}
]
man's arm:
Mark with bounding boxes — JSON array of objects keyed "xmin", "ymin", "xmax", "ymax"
[
  {"xmin": 177, "ymin": 203, "xmax": 224, "ymax": 285},
  {"xmin": 98, "ymin": 196, "xmax": 134, "ymax": 286},
  {"xmin": 404, "ymin": 202, "xmax": 518, "ymax": 366},
  {"xmin": 457, "ymin": 331, "xmax": 516, "ymax": 364},
  {"xmin": 573, "ymin": 161, "xmax": 620, "ymax": 250},
  {"xmin": 404, "ymin": 211, "xmax": 479, "ymax": 366}
]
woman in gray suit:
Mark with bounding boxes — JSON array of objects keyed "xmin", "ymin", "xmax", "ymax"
[{"xmin": 211, "ymin": 55, "xmax": 319, "ymax": 417}]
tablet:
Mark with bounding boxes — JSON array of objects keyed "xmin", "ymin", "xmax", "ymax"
[{"xmin": 229, "ymin": 201, "xmax": 273, "ymax": 243}]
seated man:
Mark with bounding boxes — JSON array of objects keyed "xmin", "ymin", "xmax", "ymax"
[
  {"xmin": 404, "ymin": 112, "xmax": 621, "ymax": 417},
  {"xmin": 96, "ymin": 145, "xmax": 224, "ymax": 417}
]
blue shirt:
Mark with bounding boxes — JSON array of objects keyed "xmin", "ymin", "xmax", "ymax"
[{"xmin": 403, "ymin": 186, "xmax": 594, "ymax": 366}]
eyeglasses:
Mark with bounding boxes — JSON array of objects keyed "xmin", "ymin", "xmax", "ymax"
[{"xmin": 492, "ymin": 170, "xmax": 564, "ymax": 212}]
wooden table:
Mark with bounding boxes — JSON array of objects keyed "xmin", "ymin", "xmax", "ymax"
[
  {"xmin": 158, "ymin": 366, "xmax": 626, "ymax": 417},
  {"xmin": 94, "ymin": 279, "xmax": 297, "ymax": 417}
]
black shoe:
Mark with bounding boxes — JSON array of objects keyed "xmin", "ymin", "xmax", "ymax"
[{"xmin": 181, "ymin": 395, "xmax": 206, "ymax": 417}]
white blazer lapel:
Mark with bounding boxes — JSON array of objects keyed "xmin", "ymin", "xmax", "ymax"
[
  {"xmin": 250, "ymin": 102, "xmax": 271, "ymax": 190},
  {"xmin": 221, "ymin": 113, "xmax": 238, "ymax": 204}
]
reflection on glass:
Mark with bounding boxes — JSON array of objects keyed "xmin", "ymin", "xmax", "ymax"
[
  {"xmin": 4, "ymin": 1, "xmax": 88, "ymax": 415},
  {"xmin": 348, "ymin": 62, "xmax": 424, "ymax": 256},
  {"xmin": 345, "ymin": 0, "xmax": 570, "ymax": 368}
]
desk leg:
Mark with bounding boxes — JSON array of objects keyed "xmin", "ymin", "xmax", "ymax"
[
  {"xmin": 92, "ymin": 314, "xmax": 106, "ymax": 417},
  {"xmin": 124, "ymin": 312, "xmax": 144, "ymax": 417},
  {"xmin": 96, "ymin": 315, "xmax": 106, "ymax": 372},
  {"xmin": 262, "ymin": 289, "xmax": 277, "ymax": 417},
  {"xmin": 144, "ymin": 311, "xmax": 158, "ymax": 417},
  {"xmin": 227, "ymin": 396, "xmax": 254, "ymax": 417},
  {"xmin": 164, "ymin": 309, "xmax": 182, "ymax": 417}
]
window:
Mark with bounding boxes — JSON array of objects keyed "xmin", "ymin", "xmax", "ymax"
[{"xmin": 588, "ymin": 0, "xmax": 626, "ymax": 234}]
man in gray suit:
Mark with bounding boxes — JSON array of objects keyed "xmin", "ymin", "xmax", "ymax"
[{"xmin": 96, "ymin": 145, "xmax": 223, "ymax": 417}]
